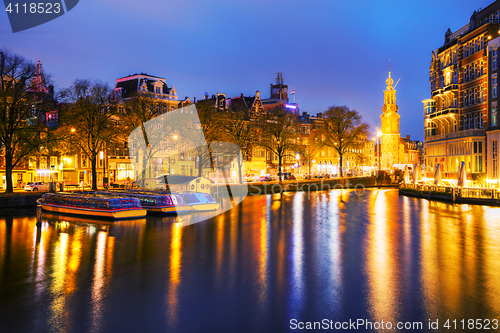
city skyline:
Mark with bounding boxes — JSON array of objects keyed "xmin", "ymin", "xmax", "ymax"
[{"xmin": 1, "ymin": 0, "xmax": 494, "ymax": 141}]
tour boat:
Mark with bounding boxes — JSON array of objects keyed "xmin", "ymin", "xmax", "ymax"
[
  {"xmin": 181, "ymin": 192, "xmax": 220, "ymax": 211},
  {"xmin": 37, "ymin": 192, "xmax": 147, "ymax": 219},
  {"xmin": 98, "ymin": 190, "xmax": 191, "ymax": 214}
]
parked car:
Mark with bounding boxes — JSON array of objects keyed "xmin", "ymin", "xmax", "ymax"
[
  {"xmin": 259, "ymin": 175, "xmax": 272, "ymax": 182},
  {"xmin": 24, "ymin": 181, "xmax": 49, "ymax": 191}
]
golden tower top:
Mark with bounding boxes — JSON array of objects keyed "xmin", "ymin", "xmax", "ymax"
[{"xmin": 386, "ymin": 71, "xmax": 394, "ymax": 90}]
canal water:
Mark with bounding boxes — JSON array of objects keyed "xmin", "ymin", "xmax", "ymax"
[{"xmin": 0, "ymin": 189, "xmax": 499, "ymax": 332}]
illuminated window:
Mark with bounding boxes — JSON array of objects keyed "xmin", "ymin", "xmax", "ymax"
[
  {"xmin": 29, "ymin": 156, "xmax": 36, "ymax": 169},
  {"xmin": 50, "ymin": 156, "xmax": 57, "ymax": 169},
  {"xmin": 493, "ymin": 49, "xmax": 498, "ymax": 71},
  {"xmin": 480, "ymin": 112, "xmax": 484, "ymax": 128},
  {"xmin": 480, "ymin": 86, "xmax": 484, "ymax": 102},
  {"xmin": 493, "ymin": 77, "xmax": 498, "ymax": 99},
  {"xmin": 492, "ymin": 106, "xmax": 498, "ymax": 127},
  {"xmin": 40, "ymin": 156, "xmax": 47, "ymax": 169}
]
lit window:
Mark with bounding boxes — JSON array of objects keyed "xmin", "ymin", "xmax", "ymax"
[
  {"xmin": 493, "ymin": 106, "xmax": 498, "ymax": 127},
  {"xmin": 493, "ymin": 49, "xmax": 498, "ymax": 71},
  {"xmin": 493, "ymin": 77, "xmax": 498, "ymax": 98}
]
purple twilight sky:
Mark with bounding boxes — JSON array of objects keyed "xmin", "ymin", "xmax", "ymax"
[{"xmin": 1, "ymin": 0, "xmax": 495, "ymax": 141}]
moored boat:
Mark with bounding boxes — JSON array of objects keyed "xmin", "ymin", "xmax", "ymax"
[
  {"xmin": 181, "ymin": 192, "xmax": 220, "ymax": 211},
  {"xmin": 98, "ymin": 190, "xmax": 191, "ymax": 214},
  {"xmin": 37, "ymin": 192, "xmax": 147, "ymax": 219}
]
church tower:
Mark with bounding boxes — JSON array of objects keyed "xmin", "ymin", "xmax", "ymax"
[{"xmin": 380, "ymin": 71, "xmax": 401, "ymax": 169}]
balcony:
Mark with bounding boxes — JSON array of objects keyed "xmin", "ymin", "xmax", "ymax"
[
  {"xmin": 425, "ymin": 129, "xmax": 485, "ymax": 143},
  {"xmin": 432, "ymin": 84, "xmax": 458, "ymax": 97},
  {"xmin": 428, "ymin": 107, "xmax": 459, "ymax": 119}
]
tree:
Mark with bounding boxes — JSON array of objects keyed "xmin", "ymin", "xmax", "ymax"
[
  {"xmin": 299, "ymin": 128, "xmax": 322, "ymax": 177},
  {"xmin": 319, "ymin": 106, "xmax": 369, "ymax": 177},
  {"xmin": 120, "ymin": 93, "xmax": 178, "ymax": 185},
  {"xmin": 220, "ymin": 107, "xmax": 255, "ymax": 184},
  {"xmin": 0, "ymin": 49, "xmax": 55, "ymax": 193},
  {"xmin": 191, "ymin": 102, "xmax": 223, "ymax": 177},
  {"xmin": 256, "ymin": 108, "xmax": 299, "ymax": 183},
  {"xmin": 57, "ymin": 79, "xmax": 116, "ymax": 190}
]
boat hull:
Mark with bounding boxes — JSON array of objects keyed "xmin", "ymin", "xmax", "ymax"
[
  {"xmin": 39, "ymin": 203, "xmax": 147, "ymax": 219},
  {"xmin": 188, "ymin": 203, "xmax": 220, "ymax": 211},
  {"xmin": 147, "ymin": 206, "xmax": 192, "ymax": 213}
]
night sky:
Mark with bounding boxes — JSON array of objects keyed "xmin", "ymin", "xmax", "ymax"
[{"xmin": 1, "ymin": 0, "xmax": 495, "ymax": 141}]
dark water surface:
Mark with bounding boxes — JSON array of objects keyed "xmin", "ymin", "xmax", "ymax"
[{"xmin": 1, "ymin": 189, "xmax": 500, "ymax": 332}]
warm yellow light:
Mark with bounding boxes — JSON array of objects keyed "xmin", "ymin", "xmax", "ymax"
[
  {"xmin": 489, "ymin": 36, "xmax": 492, "ymax": 40},
  {"xmin": 71, "ymin": 128, "xmax": 75, "ymax": 133},
  {"xmin": 377, "ymin": 131, "xmax": 382, "ymax": 137},
  {"xmin": 100, "ymin": 151, "xmax": 104, "ymax": 159},
  {"xmin": 173, "ymin": 135, "xmax": 178, "ymax": 139}
]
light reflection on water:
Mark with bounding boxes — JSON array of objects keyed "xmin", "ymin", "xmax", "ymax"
[{"xmin": 0, "ymin": 189, "xmax": 499, "ymax": 332}]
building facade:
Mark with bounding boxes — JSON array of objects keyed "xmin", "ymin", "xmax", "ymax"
[{"xmin": 423, "ymin": 1, "xmax": 500, "ymax": 182}]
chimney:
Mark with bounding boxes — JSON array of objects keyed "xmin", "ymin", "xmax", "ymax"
[
  {"xmin": 194, "ymin": 97, "xmax": 196, "ymax": 103},
  {"xmin": 406, "ymin": 135, "xmax": 410, "ymax": 140}
]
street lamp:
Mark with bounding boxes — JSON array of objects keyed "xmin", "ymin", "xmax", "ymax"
[{"xmin": 100, "ymin": 150, "xmax": 107, "ymax": 188}]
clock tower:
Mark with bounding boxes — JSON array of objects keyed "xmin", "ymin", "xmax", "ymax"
[{"xmin": 380, "ymin": 71, "xmax": 401, "ymax": 169}]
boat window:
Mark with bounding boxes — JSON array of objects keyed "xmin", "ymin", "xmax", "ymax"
[
  {"xmin": 203, "ymin": 193, "xmax": 216, "ymax": 203},
  {"xmin": 175, "ymin": 195, "xmax": 185, "ymax": 205},
  {"xmin": 108, "ymin": 199, "xmax": 122, "ymax": 209},
  {"xmin": 164, "ymin": 196, "xmax": 172, "ymax": 206},
  {"xmin": 183, "ymin": 193, "xmax": 200, "ymax": 204},
  {"xmin": 89, "ymin": 199, "xmax": 97, "ymax": 208},
  {"xmin": 132, "ymin": 198, "xmax": 141, "ymax": 207},
  {"xmin": 97, "ymin": 200, "xmax": 108, "ymax": 209},
  {"xmin": 121, "ymin": 199, "xmax": 134, "ymax": 208}
]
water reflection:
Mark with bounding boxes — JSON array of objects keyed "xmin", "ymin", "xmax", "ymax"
[
  {"xmin": 167, "ymin": 222, "xmax": 182, "ymax": 329},
  {"xmin": 48, "ymin": 232, "xmax": 69, "ymax": 331},
  {"xmin": 1, "ymin": 190, "xmax": 500, "ymax": 333},
  {"xmin": 366, "ymin": 190, "xmax": 400, "ymax": 326}
]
